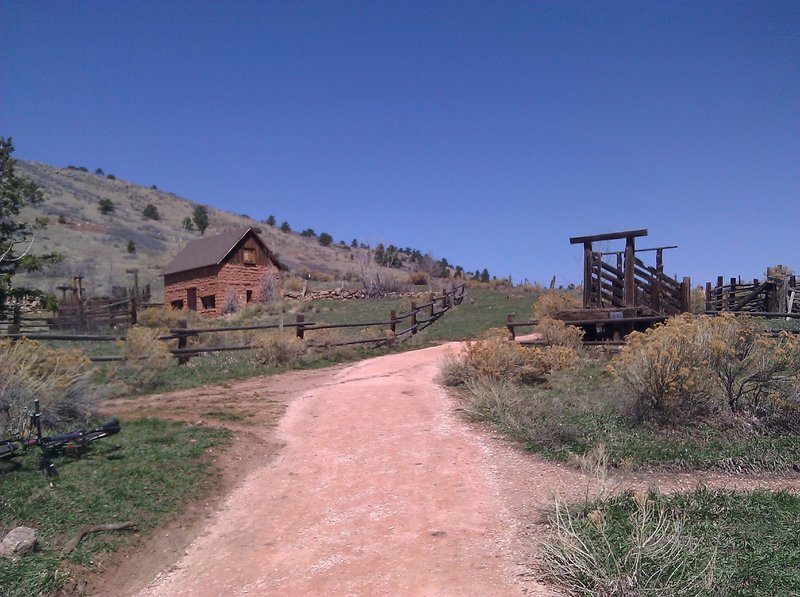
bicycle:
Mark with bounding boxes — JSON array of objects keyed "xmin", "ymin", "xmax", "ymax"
[{"xmin": 0, "ymin": 400, "xmax": 121, "ymax": 476}]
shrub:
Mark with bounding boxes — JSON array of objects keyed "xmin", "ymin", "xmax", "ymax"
[
  {"xmin": 259, "ymin": 272, "xmax": 280, "ymax": 303},
  {"xmin": 705, "ymin": 315, "xmax": 800, "ymax": 429},
  {"xmin": 221, "ymin": 289, "xmax": 240, "ymax": 315},
  {"xmin": 252, "ymin": 333, "xmax": 306, "ymax": 367},
  {"xmin": 609, "ymin": 315, "xmax": 715, "ymax": 421},
  {"xmin": 284, "ymin": 276, "xmax": 305, "ymax": 292},
  {"xmin": 533, "ymin": 291, "xmax": 582, "ymax": 319},
  {"xmin": 610, "ymin": 313, "xmax": 800, "ymax": 428},
  {"xmin": 142, "ymin": 203, "xmax": 160, "ymax": 220},
  {"xmin": 409, "ymin": 272, "xmax": 429, "ymax": 286},
  {"xmin": 459, "ymin": 335, "xmax": 550, "ymax": 385},
  {"xmin": 536, "ymin": 317, "xmax": 584, "ymax": 350},
  {"xmin": 118, "ymin": 326, "xmax": 172, "ymax": 391},
  {"xmin": 0, "ymin": 339, "xmax": 96, "ymax": 435}
]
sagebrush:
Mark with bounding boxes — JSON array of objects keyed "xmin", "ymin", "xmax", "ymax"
[
  {"xmin": 610, "ymin": 314, "xmax": 800, "ymax": 429},
  {"xmin": 252, "ymin": 332, "xmax": 306, "ymax": 367},
  {"xmin": 441, "ymin": 329, "xmax": 579, "ymax": 386}
]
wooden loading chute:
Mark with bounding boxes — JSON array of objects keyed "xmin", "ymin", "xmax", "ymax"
[{"xmin": 558, "ymin": 229, "xmax": 691, "ymax": 341}]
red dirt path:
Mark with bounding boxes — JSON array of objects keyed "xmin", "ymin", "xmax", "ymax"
[{"xmin": 95, "ymin": 343, "xmax": 799, "ymax": 597}]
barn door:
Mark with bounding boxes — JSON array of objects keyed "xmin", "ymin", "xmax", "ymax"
[{"xmin": 187, "ymin": 287, "xmax": 197, "ymax": 311}]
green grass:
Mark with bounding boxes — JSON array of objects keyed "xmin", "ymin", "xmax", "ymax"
[
  {"xmin": 547, "ymin": 487, "xmax": 800, "ymax": 596},
  {"xmin": 456, "ymin": 361, "xmax": 800, "ymax": 473},
  {"xmin": 0, "ymin": 419, "xmax": 230, "ymax": 597},
  {"xmin": 94, "ymin": 286, "xmax": 538, "ymax": 395}
]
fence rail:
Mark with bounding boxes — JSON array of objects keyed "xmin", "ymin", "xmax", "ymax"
[
  {"xmin": 2, "ymin": 284, "xmax": 466, "ymax": 363},
  {"xmin": 705, "ymin": 275, "xmax": 799, "ymax": 315}
]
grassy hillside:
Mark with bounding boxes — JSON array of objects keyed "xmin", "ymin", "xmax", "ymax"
[{"xmin": 15, "ymin": 161, "xmax": 422, "ymax": 300}]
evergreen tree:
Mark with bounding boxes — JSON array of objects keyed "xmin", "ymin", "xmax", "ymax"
[
  {"xmin": 193, "ymin": 205, "xmax": 209, "ymax": 235},
  {"xmin": 318, "ymin": 232, "xmax": 333, "ymax": 246},
  {"xmin": 480, "ymin": 268, "xmax": 490, "ymax": 283},
  {"xmin": 280, "ymin": 221, "xmax": 291, "ymax": 233},
  {"xmin": 98, "ymin": 198, "xmax": 115, "ymax": 215},
  {"xmin": 266, "ymin": 215, "xmax": 276, "ymax": 226},
  {"xmin": 142, "ymin": 203, "xmax": 160, "ymax": 220},
  {"xmin": 374, "ymin": 243, "xmax": 385, "ymax": 265},
  {"xmin": 0, "ymin": 137, "xmax": 60, "ymax": 312}
]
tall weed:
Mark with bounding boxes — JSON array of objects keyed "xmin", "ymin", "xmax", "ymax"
[
  {"xmin": 542, "ymin": 489, "xmax": 716, "ymax": 596},
  {"xmin": 117, "ymin": 325, "xmax": 172, "ymax": 391},
  {"xmin": 0, "ymin": 339, "xmax": 96, "ymax": 434}
]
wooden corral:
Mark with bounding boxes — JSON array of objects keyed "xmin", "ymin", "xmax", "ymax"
[
  {"xmin": 560, "ymin": 229, "xmax": 690, "ymax": 340},
  {"xmin": 705, "ymin": 272, "xmax": 799, "ymax": 317}
]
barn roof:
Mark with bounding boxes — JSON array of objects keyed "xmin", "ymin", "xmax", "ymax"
[{"xmin": 163, "ymin": 226, "xmax": 287, "ymax": 276}]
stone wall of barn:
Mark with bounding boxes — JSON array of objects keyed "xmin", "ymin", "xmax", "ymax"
[
  {"xmin": 217, "ymin": 262, "xmax": 282, "ymax": 313},
  {"xmin": 164, "ymin": 261, "xmax": 282, "ymax": 317}
]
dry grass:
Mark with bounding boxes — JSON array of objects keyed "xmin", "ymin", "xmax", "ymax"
[
  {"xmin": 116, "ymin": 325, "xmax": 173, "ymax": 391},
  {"xmin": 137, "ymin": 306, "xmax": 201, "ymax": 329},
  {"xmin": 533, "ymin": 291, "xmax": 582, "ymax": 319},
  {"xmin": 542, "ymin": 489, "xmax": 716, "ymax": 596},
  {"xmin": 0, "ymin": 338, "xmax": 96, "ymax": 434}
]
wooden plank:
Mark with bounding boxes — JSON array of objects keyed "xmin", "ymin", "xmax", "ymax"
[
  {"xmin": 570, "ymin": 229, "xmax": 648, "ymax": 244},
  {"xmin": 624, "ymin": 236, "xmax": 636, "ymax": 306},
  {"xmin": 582, "ymin": 243, "xmax": 592, "ymax": 308},
  {"xmin": 731, "ymin": 281, "xmax": 770, "ymax": 311},
  {"xmin": 599, "ymin": 260, "xmax": 624, "ymax": 279}
]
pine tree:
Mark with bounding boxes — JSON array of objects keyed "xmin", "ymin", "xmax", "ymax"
[{"xmin": 193, "ymin": 205, "xmax": 209, "ymax": 235}]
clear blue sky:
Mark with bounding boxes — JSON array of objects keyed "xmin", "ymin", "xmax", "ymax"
[{"xmin": 2, "ymin": 1, "xmax": 798, "ymax": 286}]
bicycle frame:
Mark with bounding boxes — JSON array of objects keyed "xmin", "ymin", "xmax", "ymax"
[{"xmin": 1, "ymin": 400, "xmax": 121, "ymax": 476}]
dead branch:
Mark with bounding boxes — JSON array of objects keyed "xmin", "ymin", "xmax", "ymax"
[{"xmin": 60, "ymin": 521, "xmax": 137, "ymax": 557}]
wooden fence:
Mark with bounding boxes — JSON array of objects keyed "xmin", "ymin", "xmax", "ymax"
[
  {"xmin": 705, "ymin": 275, "xmax": 800, "ymax": 317},
  {"xmin": 2, "ymin": 284, "xmax": 466, "ymax": 363}
]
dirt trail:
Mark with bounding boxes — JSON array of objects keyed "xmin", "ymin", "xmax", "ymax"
[
  {"xmin": 99, "ymin": 344, "xmax": 800, "ymax": 597},
  {"xmin": 131, "ymin": 344, "xmax": 554, "ymax": 596}
]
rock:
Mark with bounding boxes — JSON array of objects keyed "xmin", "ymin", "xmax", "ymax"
[{"xmin": 0, "ymin": 526, "xmax": 36, "ymax": 560}]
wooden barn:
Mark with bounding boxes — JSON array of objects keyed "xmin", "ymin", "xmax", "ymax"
[{"xmin": 163, "ymin": 226, "xmax": 286, "ymax": 316}]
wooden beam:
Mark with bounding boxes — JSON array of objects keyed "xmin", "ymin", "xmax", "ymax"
[
  {"xmin": 624, "ymin": 236, "xmax": 636, "ymax": 306},
  {"xmin": 570, "ymin": 229, "xmax": 648, "ymax": 245}
]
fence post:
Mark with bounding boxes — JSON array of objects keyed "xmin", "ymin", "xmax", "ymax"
[
  {"xmin": 705, "ymin": 282, "xmax": 712, "ymax": 312},
  {"xmin": 389, "ymin": 310, "xmax": 397, "ymax": 334},
  {"xmin": 429, "ymin": 292, "xmax": 435, "ymax": 317},
  {"xmin": 77, "ymin": 299, "xmax": 85, "ymax": 330},
  {"xmin": 729, "ymin": 277, "xmax": 737, "ymax": 311},
  {"xmin": 680, "ymin": 277, "xmax": 691, "ymax": 313},
  {"xmin": 506, "ymin": 314, "xmax": 515, "ymax": 340},
  {"xmin": 296, "ymin": 314, "xmax": 305, "ymax": 339},
  {"xmin": 130, "ymin": 296, "xmax": 138, "ymax": 326},
  {"xmin": 410, "ymin": 301, "xmax": 418, "ymax": 335},
  {"xmin": 176, "ymin": 319, "xmax": 188, "ymax": 365}
]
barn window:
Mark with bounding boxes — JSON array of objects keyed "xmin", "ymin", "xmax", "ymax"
[
  {"xmin": 201, "ymin": 295, "xmax": 216, "ymax": 309},
  {"xmin": 170, "ymin": 299, "xmax": 184, "ymax": 310},
  {"xmin": 246, "ymin": 290, "xmax": 253, "ymax": 303},
  {"xmin": 242, "ymin": 248, "xmax": 256, "ymax": 265}
]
